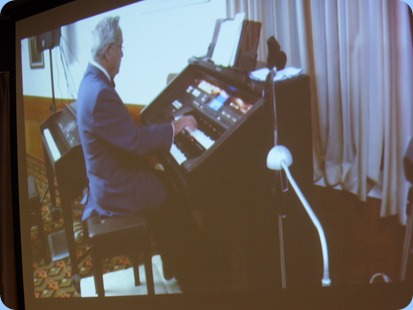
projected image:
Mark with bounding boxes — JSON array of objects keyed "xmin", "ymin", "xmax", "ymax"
[{"xmin": 15, "ymin": 0, "xmax": 413, "ymax": 307}]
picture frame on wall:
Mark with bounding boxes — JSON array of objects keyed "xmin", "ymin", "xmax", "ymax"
[{"xmin": 28, "ymin": 36, "xmax": 44, "ymax": 69}]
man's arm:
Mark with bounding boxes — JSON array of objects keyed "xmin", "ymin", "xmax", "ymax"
[{"xmin": 93, "ymin": 90, "xmax": 173, "ymax": 156}]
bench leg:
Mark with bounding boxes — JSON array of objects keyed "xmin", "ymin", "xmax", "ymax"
[
  {"xmin": 144, "ymin": 245, "xmax": 154, "ymax": 295},
  {"xmin": 132, "ymin": 257, "xmax": 141, "ymax": 286},
  {"xmin": 92, "ymin": 249, "xmax": 105, "ymax": 297}
]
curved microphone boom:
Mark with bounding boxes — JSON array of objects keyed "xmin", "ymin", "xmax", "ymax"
[{"xmin": 267, "ymin": 145, "xmax": 331, "ymax": 287}]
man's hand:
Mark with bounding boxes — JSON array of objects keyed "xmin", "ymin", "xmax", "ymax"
[{"xmin": 172, "ymin": 115, "xmax": 197, "ymax": 136}]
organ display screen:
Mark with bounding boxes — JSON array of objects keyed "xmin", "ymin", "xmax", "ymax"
[{"xmin": 188, "ymin": 79, "xmax": 253, "ymax": 119}]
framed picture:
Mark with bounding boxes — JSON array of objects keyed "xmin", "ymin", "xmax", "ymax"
[{"xmin": 28, "ymin": 36, "xmax": 44, "ymax": 69}]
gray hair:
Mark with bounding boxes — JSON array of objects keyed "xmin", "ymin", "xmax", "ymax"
[{"xmin": 91, "ymin": 16, "xmax": 121, "ymax": 61}]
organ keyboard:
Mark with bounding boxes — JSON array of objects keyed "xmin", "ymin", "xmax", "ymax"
[
  {"xmin": 170, "ymin": 112, "xmax": 222, "ymax": 165},
  {"xmin": 141, "ymin": 63, "xmax": 262, "ymax": 186}
]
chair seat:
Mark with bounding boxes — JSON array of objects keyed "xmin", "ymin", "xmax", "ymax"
[
  {"xmin": 87, "ymin": 214, "xmax": 149, "ymax": 246},
  {"xmin": 86, "ymin": 213, "xmax": 155, "ymax": 296}
]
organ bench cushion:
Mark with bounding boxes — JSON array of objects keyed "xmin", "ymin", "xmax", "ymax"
[{"xmin": 87, "ymin": 214, "xmax": 150, "ymax": 248}]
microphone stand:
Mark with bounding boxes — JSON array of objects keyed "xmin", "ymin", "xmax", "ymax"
[
  {"xmin": 265, "ymin": 67, "xmax": 288, "ymax": 288},
  {"xmin": 265, "ymin": 68, "xmax": 331, "ymax": 287}
]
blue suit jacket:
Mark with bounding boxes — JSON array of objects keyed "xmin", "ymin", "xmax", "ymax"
[{"xmin": 77, "ymin": 64, "xmax": 173, "ymax": 220}]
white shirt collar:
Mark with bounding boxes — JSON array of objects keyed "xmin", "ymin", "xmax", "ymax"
[{"xmin": 90, "ymin": 60, "xmax": 111, "ymax": 82}]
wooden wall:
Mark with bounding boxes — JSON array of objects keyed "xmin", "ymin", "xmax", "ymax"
[{"xmin": 23, "ymin": 96, "xmax": 144, "ymax": 161}]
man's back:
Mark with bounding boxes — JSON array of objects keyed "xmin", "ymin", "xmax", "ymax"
[{"xmin": 76, "ymin": 63, "xmax": 172, "ymax": 220}]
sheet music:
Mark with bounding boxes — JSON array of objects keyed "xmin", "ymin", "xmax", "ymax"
[{"xmin": 211, "ymin": 13, "xmax": 245, "ymax": 67}]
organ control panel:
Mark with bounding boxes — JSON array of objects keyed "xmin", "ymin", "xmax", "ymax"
[{"xmin": 141, "ymin": 63, "xmax": 263, "ymax": 189}]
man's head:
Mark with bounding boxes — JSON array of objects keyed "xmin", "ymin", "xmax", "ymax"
[{"xmin": 91, "ymin": 16, "xmax": 123, "ymax": 80}]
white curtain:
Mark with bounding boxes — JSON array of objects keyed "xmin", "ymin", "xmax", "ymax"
[{"xmin": 227, "ymin": 0, "xmax": 413, "ymax": 224}]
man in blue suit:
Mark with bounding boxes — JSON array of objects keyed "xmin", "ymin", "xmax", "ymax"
[{"xmin": 77, "ymin": 16, "xmax": 219, "ymax": 291}]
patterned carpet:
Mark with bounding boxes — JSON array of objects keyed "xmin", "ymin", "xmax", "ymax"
[{"xmin": 27, "ymin": 155, "xmax": 134, "ymax": 298}]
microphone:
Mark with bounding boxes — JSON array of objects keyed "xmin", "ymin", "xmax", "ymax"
[{"xmin": 267, "ymin": 36, "xmax": 287, "ymax": 70}]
